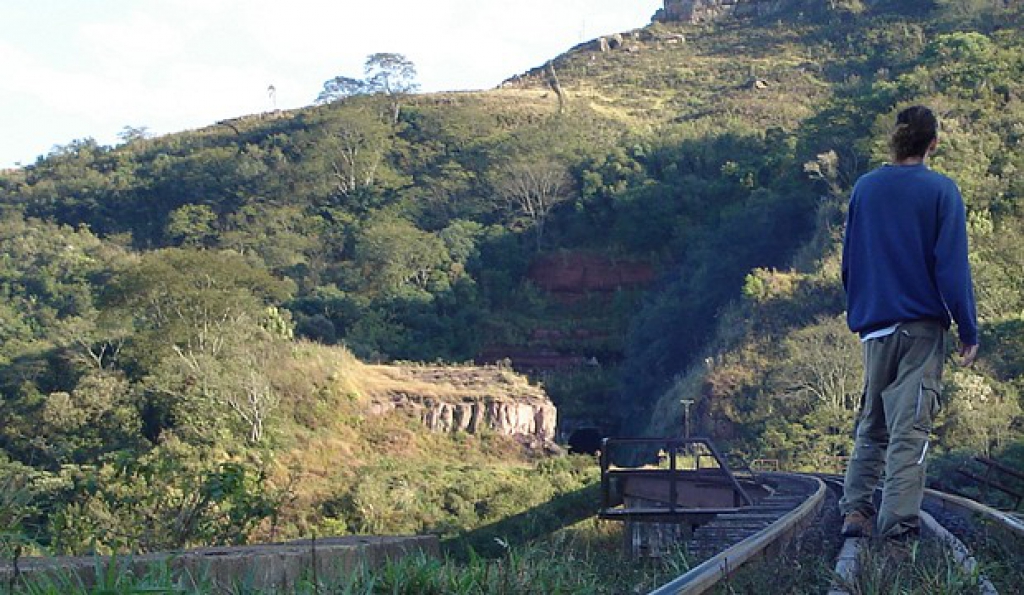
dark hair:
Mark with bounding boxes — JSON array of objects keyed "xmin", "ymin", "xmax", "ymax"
[{"xmin": 889, "ymin": 106, "xmax": 938, "ymax": 161}]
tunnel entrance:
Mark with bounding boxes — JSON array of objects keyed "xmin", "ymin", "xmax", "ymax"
[{"xmin": 568, "ymin": 427, "xmax": 603, "ymax": 455}]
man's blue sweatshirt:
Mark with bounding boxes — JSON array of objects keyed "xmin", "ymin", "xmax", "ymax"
[{"xmin": 842, "ymin": 163, "xmax": 978, "ymax": 345}]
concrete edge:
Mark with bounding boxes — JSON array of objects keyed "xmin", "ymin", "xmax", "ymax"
[
  {"xmin": 0, "ymin": 534, "xmax": 440, "ymax": 591},
  {"xmin": 827, "ymin": 536, "xmax": 864, "ymax": 595}
]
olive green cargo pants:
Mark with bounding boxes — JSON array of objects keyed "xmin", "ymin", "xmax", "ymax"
[{"xmin": 840, "ymin": 320, "xmax": 945, "ymax": 539}]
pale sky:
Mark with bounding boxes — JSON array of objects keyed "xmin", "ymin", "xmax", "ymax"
[{"xmin": 0, "ymin": 0, "xmax": 663, "ymax": 168}]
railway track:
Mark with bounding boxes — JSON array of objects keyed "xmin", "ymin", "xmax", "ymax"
[
  {"xmin": 826, "ymin": 478, "xmax": 1008, "ymax": 595},
  {"xmin": 647, "ymin": 472, "xmax": 826, "ymax": 595},
  {"xmin": 634, "ymin": 472, "xmax": 1022, "ymax": 595}
]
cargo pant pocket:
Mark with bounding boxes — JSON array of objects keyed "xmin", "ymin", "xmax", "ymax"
[{"xmin": 913, "ymin": 377, "xmax": 941, "ymax": 433}]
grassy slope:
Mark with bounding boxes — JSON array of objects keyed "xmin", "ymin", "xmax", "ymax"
[
  {"xmin": 256, "ymin": 341, "xmax": 588, "ymax": 540},
  {"xmin": 508, "ymin": 17, "xmax": 833, "ymax": 131}
]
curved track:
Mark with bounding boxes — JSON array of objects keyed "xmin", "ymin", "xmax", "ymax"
[
  {"xmin": 923, "ymin": 487, "xmax": 1024, "ymax": 539},
  {"xmin": 641, "ymin": 473, "xmax": 1022, "ymax": 595},
  {"xmin": 825, "ymin": 475, "xmax": 1009, "ymax": 595},
  {"xmin": 646, "ymin": 473, "xmax": 826, "ymax": 595}
]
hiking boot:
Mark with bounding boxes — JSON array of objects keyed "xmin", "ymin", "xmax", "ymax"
[{"xmin": 841, "ymin": 511, "xmax": 874, "ymax": 537}]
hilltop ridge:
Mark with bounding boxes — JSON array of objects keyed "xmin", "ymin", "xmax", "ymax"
[{"xmin": 658, "ymin": 0, "xmax": 798, "ymax": 23}]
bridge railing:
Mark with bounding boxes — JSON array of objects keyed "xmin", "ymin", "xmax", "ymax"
[{"xmin": 598, "ymin": 437, "xmax": 754, "ymax": 520}]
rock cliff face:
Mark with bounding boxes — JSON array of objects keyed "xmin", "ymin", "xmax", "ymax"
[
  {"xmin": 363, "ymin": 365, "xmax": 557, "ymax": 444},
  {"xmin": 477, "ymin": 251, "xmax": 653, "ymax": 374},
  {"xmin": 660, "ymin": 0, "xmax": 795, "ymax": 23},
  {"xmin": 371, "ymin": 395, "xmax": 557, "ymax": 443},
  {"xmin": 527, "ymin": 252, "xmax": 655, "ymax": 300}
]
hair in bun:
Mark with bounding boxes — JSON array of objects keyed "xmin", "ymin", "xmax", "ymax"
[{"xmin": 890, "ymin": 106, "xmax": 938, "ymax": 161}]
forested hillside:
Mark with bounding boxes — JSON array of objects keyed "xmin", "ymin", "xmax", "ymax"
[
  {"xmin": 1, "ymin": 0, "xmax": 1021, "ymax": 556},
  {"xmin": 641, "ymin": 1, "xmax": 1024, "ymax": 474}
]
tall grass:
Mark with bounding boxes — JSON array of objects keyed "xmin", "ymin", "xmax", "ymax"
[
  {"xmin": 3, "ymin": 523, "xmax": 690, "ymax": 595},
  {"xmin": 960, "ymin": 519, "xmax": 1024, "ymax": 595},
  {"xmin": 2, "ymin": 556, "xmax": 209, "ymax": 595},
  {"xmin": 837, "ymin": 539, "xmax": 985, "ymax": 595}
]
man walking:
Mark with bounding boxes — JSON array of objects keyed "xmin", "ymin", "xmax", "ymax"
[{"xmin": 839, "ymin": 105, "xmax": 979, "ymax": 541}]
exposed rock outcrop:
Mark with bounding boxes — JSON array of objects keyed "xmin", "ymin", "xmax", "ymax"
[
  {"xmin": 659, "ymin": 0, "xmax": 795, "ymax": 23},
  {"xmin": 527, "ymin": 252, "xmax": 655, "ymax": 297},
  {"xmin": 474, "ymin": 251, "xmax": 654, "ymax": 374},
  {"xmin": 372, "ymin": 396, "xmax": 557, "ymax": 443},
  {"xmin": 363, "ymin": 365, "xmax": 557, "ymax": 443}
]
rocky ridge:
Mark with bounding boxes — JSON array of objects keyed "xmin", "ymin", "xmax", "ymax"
[
  {"xmin": 363, "ymin": 364, "xmax": 558, "ymax": 444},
  {"xmin": 658, "ymin": 0, "xmax": 796, "ymax": 23}
]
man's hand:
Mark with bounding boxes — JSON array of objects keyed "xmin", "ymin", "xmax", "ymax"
[{"xmin": 959, "ymin": 342, "xmax": 979, "ymax": 367}]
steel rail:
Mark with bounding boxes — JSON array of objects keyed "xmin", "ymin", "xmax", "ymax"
[
  {"xmin": 647, "ymin": 473, "xmax": 826, "ymax": 595},
  {"xmin": 817, "ymin": 475, "xmax": 861, "ymax": 595},
  {"xmin": 920, "ymin": 510, "xmax": 998, "ymax": 595},
  {"xmin": 924, "ymin": 487, "xmax": 1024, "ymax": 539},
  {"xmin": 829, "ymin": 483, "xmax": 1013, "ymax": 595}
]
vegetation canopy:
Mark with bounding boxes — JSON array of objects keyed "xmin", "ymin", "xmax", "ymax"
[{"xmin": 0, "ymin": 3, "xmax": 1020, "ymax": 587}]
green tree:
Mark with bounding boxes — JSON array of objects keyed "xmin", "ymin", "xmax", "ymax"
[
  {"xmin": 315, "ymin": 76, "xmax": 370, "ymax": 104},
  {"xmin": 355, "ymin": 216, "xmax": 452, "ymax": 297},
  {"xmin": 48, "ymin": 439, "xmax": 279, "ymax": 554},
  {"xmin": 117, "ymin": 125, "xmax": 151, "ymax": 145},
  {"xmin": 166, "ymin": 203, "xmax": 219, "ymax": 247},
  {"xmin": 937, "ymin": 370, "xmax": 1021, "ymax": 455},
  {"xmin": 220, "ymin": 201, "xmax": 325, "ymax": 276},
  {"xmin": 315, "ymin": 106, "xmax": 395, "ymax": 201},
  {"xmin": 493, "ymin": 159, "xmax": 575, "ymax": 251},
  {"xmin": 105, "ymin": 249, "xmax": 292, "ymax": 365},
  {"xmin": 364, "ymin": 53, "xmax": 419, "ymax": 96},
  {"xmin": 103, "ymin": 249, "xmax": 293, "ymax": 443},
  {"xmin": 771, "ymin": 316, "xmax": 862, "ymax": 415},
  {"xmin": 36, "ymin": 371, "xmax": 140, "ymax": 464},
  {"xmin": 763, "ymin": 316, "xmax": 863, "ymax": 467}
]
